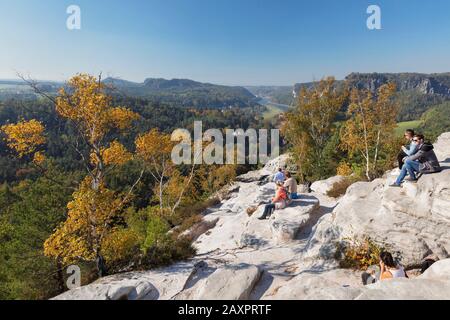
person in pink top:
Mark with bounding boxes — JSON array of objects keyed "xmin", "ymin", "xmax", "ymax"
[{"xmin": 258, "ymin": 181, "xmax": 288, "ymax": 220}]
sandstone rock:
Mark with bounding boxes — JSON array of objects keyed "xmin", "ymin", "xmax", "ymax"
[
  {"xmin": 267, "ymin": 260, "xmax": 450, "ymax": 300},
  {"xmin": 310, "ymin": 176, "xmax": 347, "ymax": 196},
  {"xmin": 262, "ymin": 153, "xmax": 293, "ymax": 174},
  {"xmin": 433, "ymin": 132, "xmax": 450, "ymax": 161},
  {"xmin": 238, "ymin": 194, "xmax": 319, "ymax": 247},
  {"xmin": 53, "ymin": 262, "xmax": 196, "ymax": 300},
  {"xmin": 180, "ymin": 218, "xmax": 219, "ymax": 242},
  {"xmin": 266, "ymin": 269, "xmax": 363, "ymax": 300},
  {"xmin": 269, "ymin": 197, "xmax": 320, "ymax": 243},
  {"xmin": 420, "ymin": 259, "xmax": 450, "ymax": 281},
  {"xmin": 305, "ymin": 133, "xmax": 450, "ymax": 266},
  {"xmin": 52, "ymin": 280, "xmax": 159, "ymax": 300},
  {"xmin": 52, "ymin": 134, "xmax": 450, "ymax": 300},
  {"xmin": 357, "ymin": 277, "xmax": 450, "ymax": 300},
  {"xmin": 174, "ymin": 264, "xmax": 262, "ymax": 300}
]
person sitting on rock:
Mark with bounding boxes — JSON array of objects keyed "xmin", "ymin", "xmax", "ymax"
[
  {"xmin": 284, "ymin": 171, "xmax": 299, "ymax": 200},
  {"xmin": 362, "ymin": 251, "xmax": 406, "ymax": 285},
  {"xmin": 390, "ymin": 134, "xmax": 442, "ymax": 187},
  {"xmin": 273, "ymin": 168, "xmax": 286, "ymax": 184},
  {"xmin": 397, "ymin": 129, "xmax": 418, "ymax": 170},
  {"xmin": 258, "ymin": 181, "xmax": 288, "ymax": 220}
]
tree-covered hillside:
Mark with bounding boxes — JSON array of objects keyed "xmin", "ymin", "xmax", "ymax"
[
  {"xmin": 0, "ymin": 78, "xmax": 259, "ymax": 110},
  {"xmin": 294, "ymin": 72, "xmax": 450, "ymax": 122}
]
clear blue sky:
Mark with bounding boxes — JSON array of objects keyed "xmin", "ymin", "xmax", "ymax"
[{"xmin": 1, "ymin": 0, "xmax": 450, "ymax": 85}]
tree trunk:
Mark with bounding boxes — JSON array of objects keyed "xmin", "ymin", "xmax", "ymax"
[
  {"xmin": 96, "ymin": 252, "xmax": 108, "ymax": 278},
  {"xmin": 365, "ymin": 151, "xmax": 371, "ymax": 181},
  {"xmin": 56, "ymin": 259, "xmax": 65, "ymax": 293}
]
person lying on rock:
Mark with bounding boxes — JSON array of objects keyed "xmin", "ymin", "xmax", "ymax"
[
  {"xmin": 397, "ymin": 129, "xmax": 418, "ymax": 170},
  {"xmin": 390, "ymin": 134, "xmax": 442, "ymax": 187},
  {"xmin": 273, "ymin": 168, "xmax": 286, "ymax": 184},
  {"xmin": 284, "ymin": 171, "xmax": 299, "ymax": 200},
  {"xmin": 362, "ymin": 251, "xmax": 407, "ymax": 285},
  {"xmin": 258, "ymin": 181, "xmax": 288, "ymax": 220}
]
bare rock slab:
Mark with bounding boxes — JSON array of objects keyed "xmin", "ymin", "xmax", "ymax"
[{"xmin": 174, "ymin": 264, "xmax": 262, "ymax": 300}]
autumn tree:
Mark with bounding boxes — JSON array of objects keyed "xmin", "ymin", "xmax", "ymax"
[
  {"xmin": 135, "ymin": 129, "xmax": 199, "ymax": 221},
  {"xmin": 340, "ymin": 83, "xmax": 399, "ymax": 180},
  {"xmin": 282, "ymin": 77, "xmax": 348, "ymax": 181},
  {"xmin": 1, "ymin": 74, "xmax": 142, "ymax": 277}
]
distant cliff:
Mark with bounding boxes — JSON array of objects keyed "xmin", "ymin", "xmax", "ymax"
[{"xmin": 294, "ymin": 72, "xmax": 450, "ymax": 121}]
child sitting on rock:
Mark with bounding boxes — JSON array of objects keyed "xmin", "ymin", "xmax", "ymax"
[{"xmin": 258, "ymin": 181, "xmax": 288, "ymax": 220}]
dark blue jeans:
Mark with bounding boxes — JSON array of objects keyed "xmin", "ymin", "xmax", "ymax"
[
  {"xmin": 396, "ymin": 160, "xmax": 420, "ymax": 185},
  {"xmin": 289, "ymin": 193, "xmax": 300, "ymax": 200},
  {"xmin": 261, "ymin": 203, "xmax": 275, "ymax": 218}
]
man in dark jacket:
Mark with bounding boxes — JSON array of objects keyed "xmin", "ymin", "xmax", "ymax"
[{"xmin": 390, "ymin": 134, "xmax": 442, "ymax": 187}]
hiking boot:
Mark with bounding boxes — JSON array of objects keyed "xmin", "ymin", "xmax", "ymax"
[
  {"xmin": 389, "ymin": 183, "xmax": 402, "ymax": 188},
  {"xmin": 404, "ymin": 177, "xmax": 418, "ymax": 183},
  {"xmin": 257, "ymin": 215, "xmax": 267, "ymax": 220}
]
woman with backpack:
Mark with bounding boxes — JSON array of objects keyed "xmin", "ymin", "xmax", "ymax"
[{"xmin": 258, "ymin": 181, "xmax": 288, "ymax": 220}]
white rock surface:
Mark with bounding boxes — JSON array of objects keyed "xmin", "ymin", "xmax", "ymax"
[
  {"xmin": 53, "ymin": 133, "xmax": 450, "ymax": 301},
  {"xmin": 305, "ymin": 167, "xmax": 450, "ymax": 266},
  {"xmin": 310, "ymin": 175, "xmax": 347, "ymax": 196},
  {"xmin": 433, "ymin": 132, "xmax": 450, "ymax": 161},
  {"xmin": 53, "ymin": 262, "xmax": 196, "ymax": 300},
  {"xmin": 174, "ymin": 264, "xmax": 262, "ymax": 300}
]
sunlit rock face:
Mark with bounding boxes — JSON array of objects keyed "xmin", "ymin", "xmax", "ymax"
[{"xmin": 53, "ymin": 132, "xmax": 450, "ymax": 301}]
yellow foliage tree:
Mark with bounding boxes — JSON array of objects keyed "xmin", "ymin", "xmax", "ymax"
[
  {"xmin": 282, "ymin": 77, "xmax": 348, "ymax": 181},
  {"xmin": 340, "ymin": 83, "xmax": 399, "ymax": 180},
  {"xmin": 3, "ymin": 74, "xmax": 142, "ymax": 277},
  {"xmin": 136, "ymin": 129, "xmax": 197, "ymax": 217},
  {"xmin": 44, "ymin": 178, "xmax": 128, "ymax": 265},
  {"xmin": 1, "ymin": 119, "xmax": 46, "ymax": 157}
]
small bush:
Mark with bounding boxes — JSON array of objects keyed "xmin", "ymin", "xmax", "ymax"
[
  {"xmin": 336, "ymin": 162, "xmax": 353, "ymax": 176},
  {"xmin": 101, "ymin": 228, "xmax": 141, "ymax": 268},
  {"xmin": 141, "ymin": 236, "xmax": 196, "ymax": 269},
  {"xmin": 327, "ymin": 176, "xmax": 360, "ymax": 198},
  {"xmin": 335, "ymin": 236, "xmax": 387, "ymax": 270}
]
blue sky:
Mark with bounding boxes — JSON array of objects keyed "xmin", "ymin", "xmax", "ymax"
[{"xmin": 1, "ymin": 0, "xmax": 450, "ymax": 85}]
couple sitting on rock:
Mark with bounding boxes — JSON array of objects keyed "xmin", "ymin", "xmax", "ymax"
[
  {"xmin": 390, "ymin": 130, "xmax": 441, "ymax": 187},
  {"xmin": 258, "ymin": 169, "xmax": 298, "ymax": 220}
]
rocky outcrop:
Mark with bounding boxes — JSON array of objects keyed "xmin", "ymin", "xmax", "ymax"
[
  {"xmin": 433, "ymin": 132, "xmax": 450, "ymax": 162},
  {"xmin": 174, "ymin": 264, "xmax": 262, "ymax": 300},
  {"xmin": 304, "ymin": 137, "xmax": 450, "ymax": 266},
  {"xmin": 269, "ymin": 259, "xmax": 450, "ymax": 300},
  {"xmin": 53, "ymin": 262, "xmax": 196, "ymax": 300},
  {"xmin": 53, "ymin": 132, "xmax": 450, "ymax": 300},
  {"xmin": 310, "ymin": 175, "xmax": 346, "ymax": 196}
]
